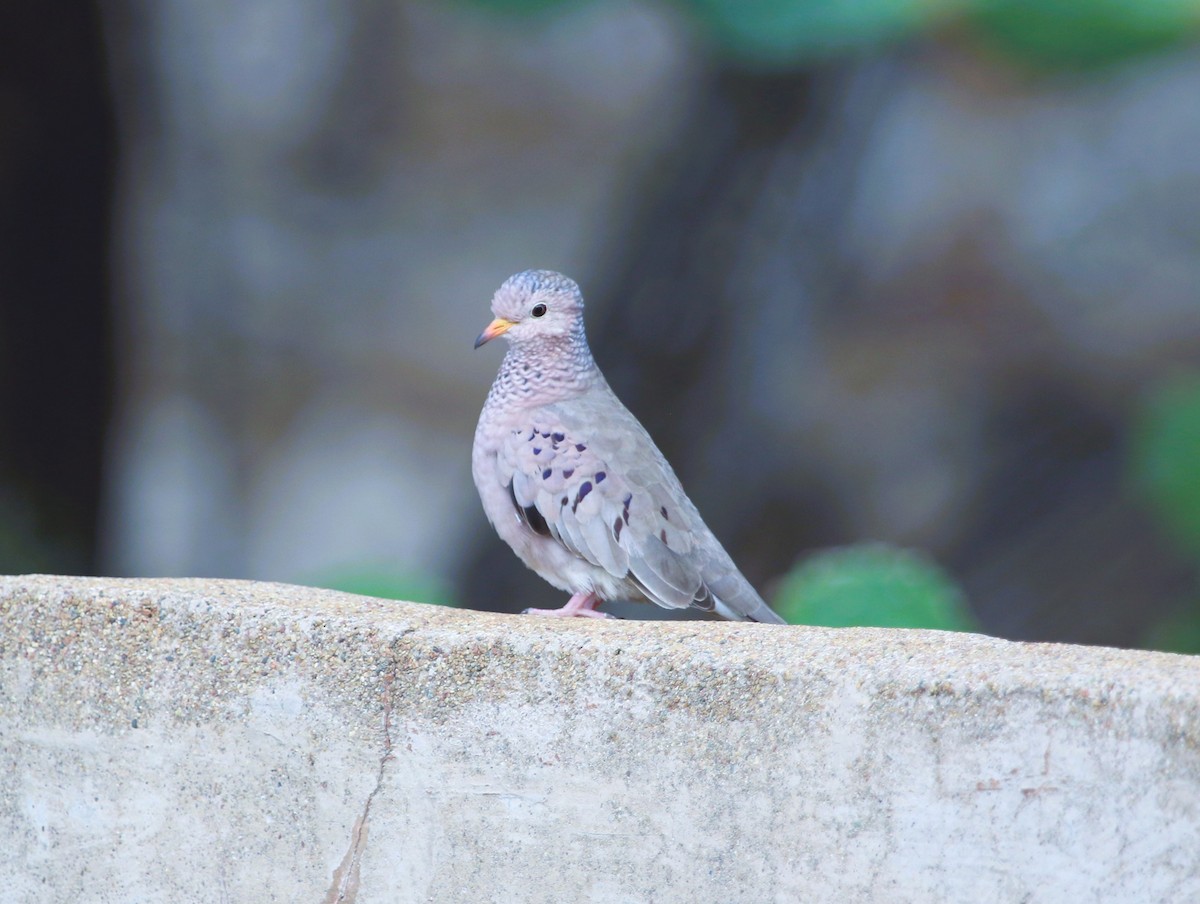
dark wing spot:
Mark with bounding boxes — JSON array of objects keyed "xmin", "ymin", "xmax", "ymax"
[
  {"xmin": 572, "ymin": 481, "xmax": 593, "ymax": 513},
  {"xmin": 541, "ymin": 431, "xmax": 551, "ymax": 439},
  {"xmin": 562, "ymin": 468, "xmax": 574, "ymax": 479},
  {"xmin": 561, "ymin": 496, "xmax": 569, "ymax": 506},
  {"xmin": 576, "ymin": 443, "xmax": 587, "ymax": 452},
  {"xmin": 614, "ymin": 517, "xmax": 623, "ymax": 541},
  {"xmin": 533, "ymin": 447, "xmax": 541, "ymax": 455},
  {"xmin": 508, "ymin": 481, "xmax": 551, "ymax": 538},
  {"xmin": 552, "ymin": 432, "xmax": 564, "ymax": 442},
  {"xmin": 660, "ymin": 528, "xmax": 668, "ymax": 547},
  {"xmin": 622, "ymin": 492, "xmax": 632, "ymax": 525},
  {"xmin": 525, "ymin": 505, "xmax": 550, "ymax": 536},
  {"xmin": 542, "ymin": 469, "xmax": 552, "ymax": 480},
  {"xmin": 595, "ymin": 471, "xmax": 606, "ymax": 483},
  {"xmin": 660, "ymin": 505, "xmax": 669, "ymax": 520}
]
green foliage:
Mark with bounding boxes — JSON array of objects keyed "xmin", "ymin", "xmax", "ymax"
[
  {"xmin": 969, "ymin": 0, "xmax": 1200, "ymax": 71},
  {"xmin": 1130, "ymin": 372, "xmax": 1200, "ymax": 656},
  {"xmin": 682, "ymin": 0, "xmax": 948, "ymax": 65},
  {"xmin": 773, "ymin": 543, "xmax": 978, "ymax": 631},
  {"xmin": 313, "ymin": 568, "xmax": 458, "ymax": 607},
  {"xmin": 1142, "ymin": 605, "xmax": 1200, "ymax": 655},
  {"xmin": 460, "ymin": 0, "xmax": 1200, "ymax": 72},
  {"xmin": 686, "ymin": 0, "xmax": 1200, "ymax": 68},
  {"xmin": 1130, "ymin": 372, "xmax": 1200, "ymax": 562}
]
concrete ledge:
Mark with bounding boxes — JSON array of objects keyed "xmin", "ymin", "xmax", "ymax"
[{"xmin": 2, "ymin": 575, "xmax": 1198, "ymax": 902}]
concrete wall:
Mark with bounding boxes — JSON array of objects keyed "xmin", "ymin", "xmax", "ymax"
[{"xmin": 2, "ymin": 575, "xmax": 1198, "ymax": 903}]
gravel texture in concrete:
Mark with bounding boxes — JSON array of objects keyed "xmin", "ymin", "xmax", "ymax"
[{"xmin": 2, "ymin": 575, "xmax": 1198, "ymax": 902}]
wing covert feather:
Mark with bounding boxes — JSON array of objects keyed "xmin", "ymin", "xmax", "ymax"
[{"xmin": 497, "ymin": 394, "xmax": 746, "ymax": 613}]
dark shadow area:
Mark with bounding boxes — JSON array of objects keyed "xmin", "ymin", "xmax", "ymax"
[{"xmin": 0, "ymin": 1, "xmax": 116, "ymax": 573}]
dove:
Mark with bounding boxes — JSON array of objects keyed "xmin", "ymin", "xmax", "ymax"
[{"xmin": 472, "ymin": 269, "xmax": 786, "ymax": 624}]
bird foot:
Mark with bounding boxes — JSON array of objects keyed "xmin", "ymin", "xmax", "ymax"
[{"xmin": 522, "ymin": 591, "xmax": 616, "ymax": 619}]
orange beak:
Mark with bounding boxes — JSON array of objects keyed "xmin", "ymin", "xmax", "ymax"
[{"xmin": 474, "ymin": 317, "xmax": 515, "ymax": 349}]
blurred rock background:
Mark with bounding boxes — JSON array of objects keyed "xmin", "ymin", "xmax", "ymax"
[{"xmin": 2, "ymin": 0, "xmax": 1198, "ymax": 648}]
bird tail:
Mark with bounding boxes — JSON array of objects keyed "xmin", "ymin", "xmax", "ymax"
[{"xmin": 708, "ymin": 570, "xmax": 787, "ymax": 625}]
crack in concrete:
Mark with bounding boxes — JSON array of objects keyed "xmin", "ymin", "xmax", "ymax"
[{"xmin": 323, "ymin": 662, "xmax": 397, "ymax": 904}]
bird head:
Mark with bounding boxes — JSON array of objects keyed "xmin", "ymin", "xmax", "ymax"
[{"xmin": 474, "ymin": 270, "xmax": 585, "ymax": 349}]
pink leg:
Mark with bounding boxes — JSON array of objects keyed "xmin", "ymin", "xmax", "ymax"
[{"xmin": 523, "ymin": 591, "xmax": 614, "ymax": 619}]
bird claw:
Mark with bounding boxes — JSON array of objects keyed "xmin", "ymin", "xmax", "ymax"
[
  {"xmin": 521, "ymin": 606, "xmax": 619, "ymax": 619},
  {"xmin": 521, "ymin": 591, "xmax": 619, "ymax": 618}
]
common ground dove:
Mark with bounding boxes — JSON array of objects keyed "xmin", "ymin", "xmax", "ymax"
[{"xmin": 472, "ymin": 270, "xmax": 786, "ymax": 623}]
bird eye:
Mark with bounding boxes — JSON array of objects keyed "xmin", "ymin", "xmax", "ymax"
[{"xmin": 531, "ymin": 303, "xmax": 547, "ymax": 318}]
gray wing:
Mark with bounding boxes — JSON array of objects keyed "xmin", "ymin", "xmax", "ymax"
[{"xmin": 496, "ymin": 391, "xmax": 784, "ymax": 623}]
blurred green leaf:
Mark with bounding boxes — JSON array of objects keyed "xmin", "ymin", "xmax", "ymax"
[
  {"xmin": 461, "ymin": 0, "xmax": 1199, "ymax": 71},
  {"xmin": 313, "ymin": 568, "xmax": 458, "ymax": 607},
  {"xmin": 774, "ymin": 543, "xmax": 978, "ymax": 630},
  {"xmin": 1142, "ymin": 603, "xmax": 1200, "ymax": 655},
  {"xmin": 1130, "ymin": 373, "xmax": 1200, "ymax": 561},
  {"xmin": 970, "ymin": 0, "xmax": 1200, "ymax": 71},
  {"xmin": 683, "ymin": 0, "xmax": 971, "ymax": 65}
]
